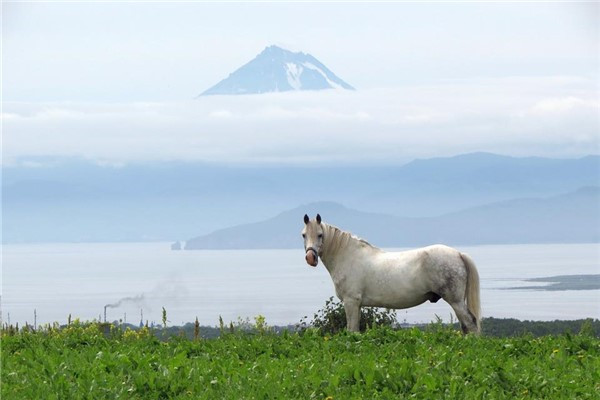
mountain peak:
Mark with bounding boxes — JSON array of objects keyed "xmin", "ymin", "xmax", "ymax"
[
  {"xmin": 261, "ymin": 44, "xmax": 293, "ymax": 54},
  {"xmin": 200, "ymin": 45, "xmax": 354, "ymax": 96}
]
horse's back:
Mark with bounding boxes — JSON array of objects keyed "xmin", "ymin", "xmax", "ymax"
[
  {"xmin": 380, "ymin": 244, "xmax": 462, "ymax": 269},
  {"xmin": 377, "ymin": 244, "xmax": 466, "ymax": 290},
  {"xmin": 419, "ymin": 244, "xmax": 464, "ymax": 266}
]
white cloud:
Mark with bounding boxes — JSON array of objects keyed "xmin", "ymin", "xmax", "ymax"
[
  {"xmin": 208, "ymin": 110, "xmax": 234, "ymax": 119},
  {"xmin": 1, "ymin": 112, "xmax": 22, "ymax": 121},
  {"xmin": 529, "ymin": 96, "xmax": 597, "ymax": 115},
  {"xmin": 3, "ymin": 77, "xmax": 598, "ymax": 165}
]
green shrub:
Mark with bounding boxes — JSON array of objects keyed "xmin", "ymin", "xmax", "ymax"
[{"xmin": 299, "ymin": 296, "xmax": 398, "ymax": 334}]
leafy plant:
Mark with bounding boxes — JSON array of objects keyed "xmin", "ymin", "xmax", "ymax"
[
  {"xmin": 194, "ymin": 317, "xmax": 200, "ymax": 340},
  {"xmin": 254, "ymin": 314, "xmax": 269, "ymax": 335},
  {"xmin": 161, "ymin": 307, "xmax": 168, "ymax": 328},
  {"xmin": 299, "ymin": 296, "xmax": 398, "ymax": 334}
]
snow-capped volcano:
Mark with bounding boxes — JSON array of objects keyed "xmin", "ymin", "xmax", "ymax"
[{"xmin": 200, "ymin": 45, "xmax": 354, "ymax": 96}]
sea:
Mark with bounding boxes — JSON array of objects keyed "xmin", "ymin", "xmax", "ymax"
[{"xmin": 2, "ymin": 243, "xmax": 599, "ymax": 327}]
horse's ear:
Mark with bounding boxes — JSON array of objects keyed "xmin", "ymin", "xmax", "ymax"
[
  {"xmin": 304, "ymin": 214, "xmax": 309, "ymax": 224},
  {"xmin": 316, "ymin": 214, "xmax": 321, "ymax": 224}
]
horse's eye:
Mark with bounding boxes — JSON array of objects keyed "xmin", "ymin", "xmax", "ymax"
[
  {"xmin": 318, "ymin": 234, "xmax": 323, "ymax": 239},
  {"xmin": 302, "ymin": 233, "xmax": 306, "ymax": 238}
]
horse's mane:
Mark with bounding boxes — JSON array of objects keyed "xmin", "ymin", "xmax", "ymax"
[{"xmin": 323, "ymin": 223, "xmax": 380, "ymax": 254}]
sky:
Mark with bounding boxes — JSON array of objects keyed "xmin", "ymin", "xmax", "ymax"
[{"xmin": 2, "ymin": 2, "xmax": 599, "ymax": 165}]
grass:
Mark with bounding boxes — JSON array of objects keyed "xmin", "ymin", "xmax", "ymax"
[{"xmin": 2, "ymin": 320, "xmax": 599, "ymax": 399}]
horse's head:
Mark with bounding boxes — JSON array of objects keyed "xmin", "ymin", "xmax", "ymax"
[{"xmin": 301, "ymin": 213, "xmax": 324, "ymax": 267}]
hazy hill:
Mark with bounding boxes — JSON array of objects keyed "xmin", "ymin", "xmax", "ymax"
[
  {"xmin": 3, "ymin": 153, "xmax": 599, "ymax": 243},
  {"xmin": 184, "ymin": 187, "xmax": 600, "ymax": 249}
]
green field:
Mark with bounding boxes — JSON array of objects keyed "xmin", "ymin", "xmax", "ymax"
[{"xmin": 2, "ymin": 321, "xmax": 599, "ymax": 399}]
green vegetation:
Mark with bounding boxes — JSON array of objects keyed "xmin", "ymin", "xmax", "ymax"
[
  {"xmin": 481, "ymin": 317, "xmax": 600, "ymax": 338},
  {"xmin": 298, "ymin": 296, "xmax": 398, "ymax": 335},
  {"xmin": 86, "ymin": 315, "xmax": 599, "ymax": 341},
  {"xmin": 2, "ymin": 317, "xmax": 599, "ymax": 399}
]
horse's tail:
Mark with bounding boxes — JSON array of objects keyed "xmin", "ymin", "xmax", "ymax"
[{"xmin": 460, "ymin": 252, "xmax": 481, "ymax": 333}]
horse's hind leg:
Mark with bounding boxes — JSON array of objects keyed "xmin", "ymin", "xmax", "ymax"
[
  {"xmin": 441, "ymin": 282, "xmax": 478, "ymax": 334},
  {"xmin": 447, "ymin": 299, "xmax": 478, "ymax": 334},
  {"xmin": 436, "ymin": 259, "xmax": 479, "ymax": 334}
]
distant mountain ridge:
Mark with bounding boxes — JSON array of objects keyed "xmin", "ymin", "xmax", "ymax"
[
  {"xmin": 200, "ymin": 45, "xmax": 354, "ymax": 95},
  {"xmin": 184, "ymin": 187, "xmax": 600, "ymax": 249},
  {"xmin": 3, "ymin": 153, "xmax": 599, "ymax": 243}
]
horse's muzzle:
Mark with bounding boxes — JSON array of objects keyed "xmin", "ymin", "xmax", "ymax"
[{"xmin": 305, "ymin": 248, "xmax": 318, "ymax": 267}]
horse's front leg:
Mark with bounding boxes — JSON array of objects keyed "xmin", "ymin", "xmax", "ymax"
[{"xmin": 343, "ymin": 299, "xmax": 361, "ymax": 332}]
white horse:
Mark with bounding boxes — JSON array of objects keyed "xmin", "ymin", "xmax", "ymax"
[{"xmin": 302, "ymin": 214, "xmax": 481, "ymax": 334}]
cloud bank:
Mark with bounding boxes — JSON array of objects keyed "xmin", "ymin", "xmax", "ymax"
[{"xmin": 3, "ymin": 77, "xmax": 598, "ymax": 165}]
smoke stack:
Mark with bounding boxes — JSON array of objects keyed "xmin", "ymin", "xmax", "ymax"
[{"xmin": 104, "ymin": 305, "xmax": 107, "ymax": 323}]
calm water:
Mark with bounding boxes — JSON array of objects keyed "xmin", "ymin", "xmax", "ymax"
[{"xmin": 2, "ymin": 243, "xmax": 599, "ymax": 327}]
